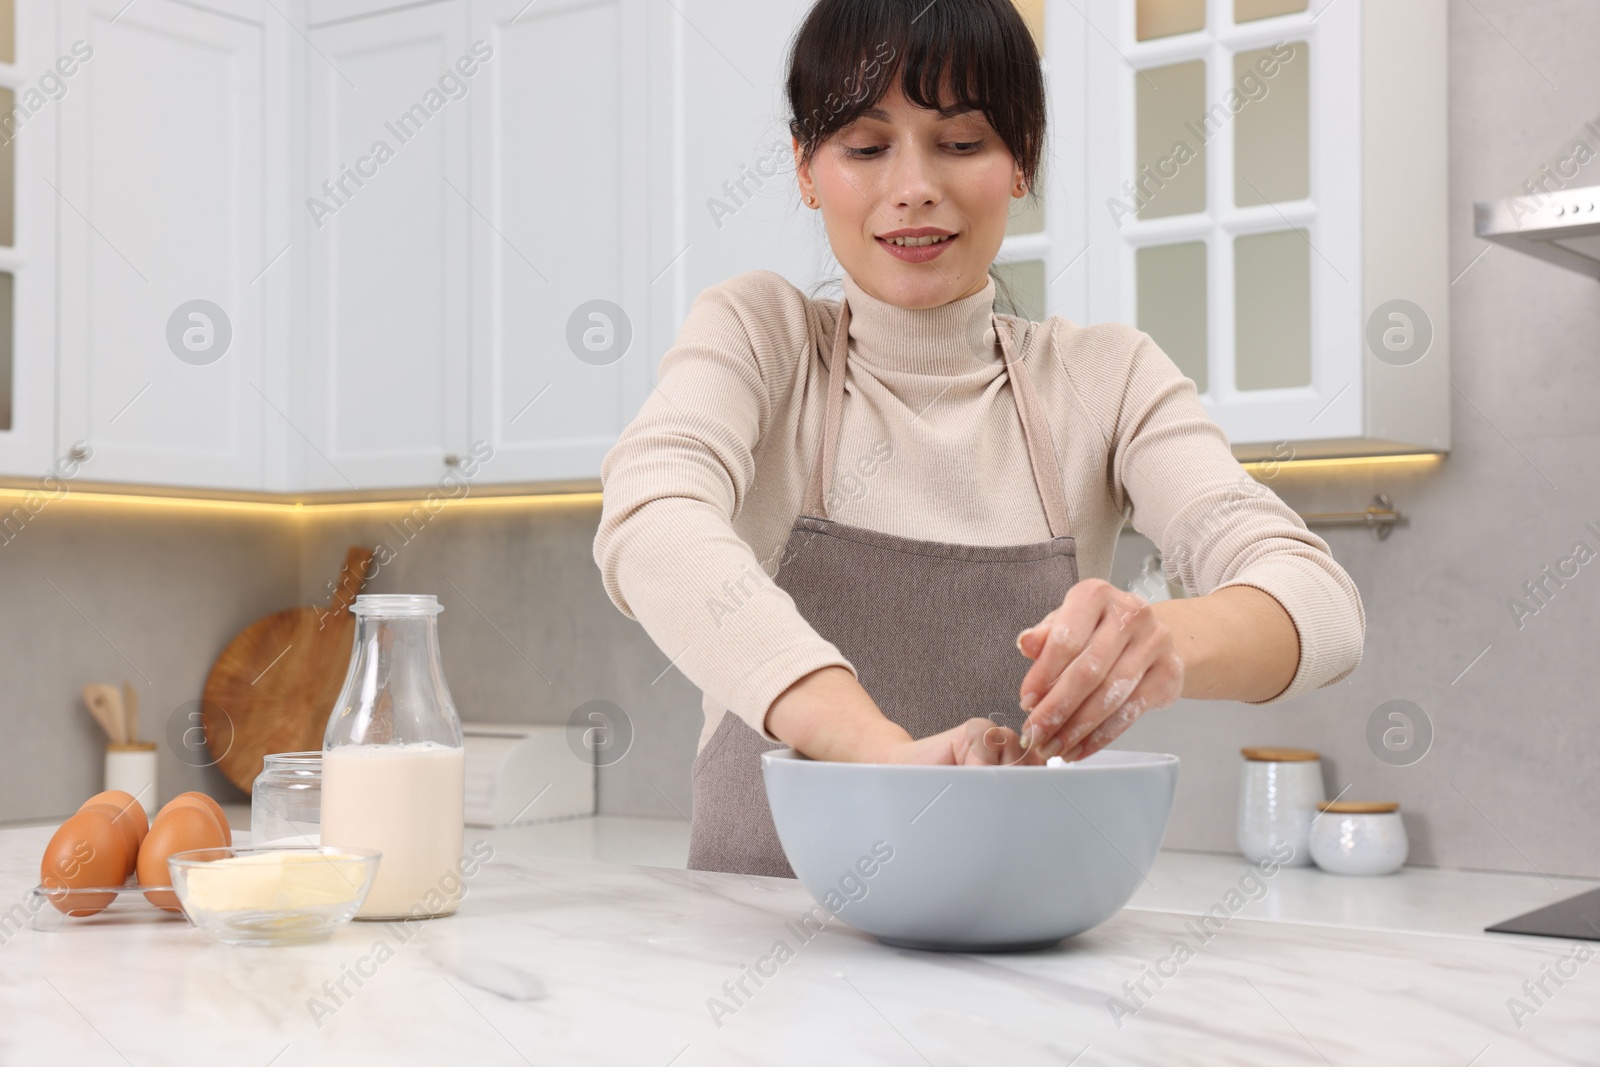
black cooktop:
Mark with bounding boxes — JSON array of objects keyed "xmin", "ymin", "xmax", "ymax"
[{"xmin": 1486, "ymin": 887, "xmax": 1600, "ymax": 941}]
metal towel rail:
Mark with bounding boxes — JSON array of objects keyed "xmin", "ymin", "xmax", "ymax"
[{"xmin": 1124, "ymin": 494, "xmax": 1405, "ymax": 541}]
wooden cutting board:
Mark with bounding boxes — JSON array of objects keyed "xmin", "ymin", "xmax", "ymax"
[{"xmin": 201, "ymin": 546, "xmax": 375, "ymax": 792}]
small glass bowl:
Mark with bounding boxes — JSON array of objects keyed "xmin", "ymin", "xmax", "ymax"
[{"xmin": 167, "ymin": 846, "xmax": 381, "ymax": 946}]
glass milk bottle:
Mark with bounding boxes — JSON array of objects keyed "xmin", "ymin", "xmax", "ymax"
[{"xmin": 322, "ymin": 594, "xmax": 465, "ymax": 920}]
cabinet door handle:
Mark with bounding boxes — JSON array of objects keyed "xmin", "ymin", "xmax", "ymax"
[
  {"xmin": 443, "ymin": 453, "xmax": 461, "ymax": 467},
  {"xmin": 68, "ymin": 442, "xmax": 90, "ymax": 462}
]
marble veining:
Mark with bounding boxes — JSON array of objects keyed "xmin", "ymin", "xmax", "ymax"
[{"xmin": 0, "ymin": 823, "xmax": 1596, "ymax": 1066}]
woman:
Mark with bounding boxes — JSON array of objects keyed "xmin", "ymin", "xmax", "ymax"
[{"xmin": 594, "ymin": 0, "xmax": 1364, "ymax": 877}]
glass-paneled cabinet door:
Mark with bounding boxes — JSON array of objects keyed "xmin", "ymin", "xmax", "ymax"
[
  {"xmin": 1085, "ymin": 0, "xmax": 1362, "ymax": 449},
  {"xmin": 993, "ymin": 0, "xmax": 1089, "ymax": 326},
  {"xmin": 0, "ymin": 0, "xmax": 59, "ymax": 478}
]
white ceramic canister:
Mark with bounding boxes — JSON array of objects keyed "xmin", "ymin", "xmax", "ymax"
[
  {"xmin": 1309, "ymin": 801, "xmax": 1408, "ymax": 876},
  {"xmin": 1236, "ymin": 747, "xmax": 1324, "ymax": 866},
  {"xmin": 104, "ymin": 742, "xmax": 158, "ymax": 818}
]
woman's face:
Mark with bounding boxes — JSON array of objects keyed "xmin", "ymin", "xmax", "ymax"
[{"xmin": 796, "ymin": 81, "xmax": 1025, "ymax": 310}]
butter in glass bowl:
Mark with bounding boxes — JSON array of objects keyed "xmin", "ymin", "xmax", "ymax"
[{"xmin": 168, "ymin": 846, "xmax": 380, "ymax": 946}]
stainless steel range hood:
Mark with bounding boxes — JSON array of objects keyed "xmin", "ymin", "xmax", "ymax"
[{"xmin": 1475, "ymin": 183, "xmax": 1600, "ymax": 280}]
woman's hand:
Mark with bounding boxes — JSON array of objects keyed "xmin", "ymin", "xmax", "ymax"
[
  {"xmin": 1016, "ymin": 579, "xmax": 1185, "ymax": 761},
  {"xmin": 884, "ymin": 718, "xmax": 1036, "ymax": 766},
  {"xmin": 766, "ymin": 667, "xmax": 1040, "ymax": 765}
]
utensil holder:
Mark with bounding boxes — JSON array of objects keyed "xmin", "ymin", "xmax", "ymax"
[{"xmin": 105, "ymin": 743, "xmax": 157, "ymax": 817}]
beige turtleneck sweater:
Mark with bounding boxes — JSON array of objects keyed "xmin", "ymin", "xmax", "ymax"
[{"xmin": 594, "ymin": 270, "xmax": 1365, "ymax": 751}]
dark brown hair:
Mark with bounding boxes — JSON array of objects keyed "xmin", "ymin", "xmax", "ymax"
[{"xmin": 785, "ymin": 0, "xmax": 1046, "ymax": 191}]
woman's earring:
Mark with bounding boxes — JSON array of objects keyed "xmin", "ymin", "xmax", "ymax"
[{"xmin": 805, "ymin": 195, "xmax": 817, "ymax": 207}]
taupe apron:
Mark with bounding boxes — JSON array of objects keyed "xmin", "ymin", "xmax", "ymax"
[{"xmin": 687, "ymin": 297, "xmax": 1081, "ymax": 877}]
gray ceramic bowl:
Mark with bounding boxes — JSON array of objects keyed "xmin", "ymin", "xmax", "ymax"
[{"xmin": 762, "ymin": 748, "xmax": 1179, "ymax": 951}]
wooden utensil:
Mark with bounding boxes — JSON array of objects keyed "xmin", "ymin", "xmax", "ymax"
[
  {"xmin": 82, "ymin": 684, "xmax": 122, "ymax": 744},
  {"xmin": 200, "ymin": 546, "xmax": 376, "ymax": 792},
  {"xmin": 122, "ymin": 682, "xmax": 140, "ymax": 743},
  {"xmin": 107, "ymin": 686, "xmax": 126, "ymax": 745}
]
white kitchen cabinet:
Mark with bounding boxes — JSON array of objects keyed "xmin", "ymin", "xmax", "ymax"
[
  {"xmin": 463, "ymin": 0, "xmax": 652, "ymax": 485},
  {"xmin": 296, "ymin": 1, "xmax": 473, "ymax": 491},
  {"xmin": 44, "ymin": 0, "xmax": 1444, "ymax": 493},
  {"xmin": 51, "ymin": 0, "xmax": 655, "ymax": 495},
  {"xmin": 57, "ymin": 0, "xmax": 278, "ymax": 489},
  {"xmin": 1083, "ymin": 0, "xmax": 1450, "ymax": 459},
  {"xmin": 0, "ymin": 0, "xmax": 59, "ymax": 479},
  {"xmin": 647, "ymin": 0, "xmax": 829, "ymax": 375}
]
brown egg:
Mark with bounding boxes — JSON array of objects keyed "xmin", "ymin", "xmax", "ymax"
[
  {"xmin": 79, "ymin": 803, "xmax": 140, "ymax": 878},
  {"xmin": 155, "ymin": 795, "xmax": 229, "ymax": 848},
  {"xmin": 164, "ymin": 792, "xmax": 231, "ymax": 846},
  {"xmin": 138, "ymin": 804, "xmax": 228, "ymax": 912},
  {"xmin": 40, "ymin": 808, "xmax": 129, "ymax": 916},
  {"xmin": 80, "ymin": 790, "xmax": 149, "ymax": 847}
]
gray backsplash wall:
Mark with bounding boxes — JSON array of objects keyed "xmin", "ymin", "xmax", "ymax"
[
  {"xmin": 0, "ymin": 503, "xmax": 299, "ymax": 822},
  {"xmin": 1, "ymin": 496, "xmax": 703, "ymax": 824},
  {"xmin": 6, "ymin": 0, "xmax": 1598, "ymax": 879},
  {"xmin": 0, "ymin": 494, "xmax": 703, "ymax": 825},
  {"xmin": 295, "ymin": 501, "xmax": 703, "ymax": 821}
]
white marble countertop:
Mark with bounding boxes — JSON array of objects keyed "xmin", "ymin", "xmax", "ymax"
[{"xmin": 2, "ymin": 815, "xmax": 1596, "ymax": 1066}]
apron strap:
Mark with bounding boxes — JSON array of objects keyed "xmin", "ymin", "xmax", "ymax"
[
  {"xmin": 803, "ymin": 297, "xmax": 1071, "ymax": 539},
  {"xmin": 801, "ymin": 298, "xmax": 854, "ymax": 518},
  {"xmin": 996, "ymin": 319, "xmax": 1072, "ymax": 539}
]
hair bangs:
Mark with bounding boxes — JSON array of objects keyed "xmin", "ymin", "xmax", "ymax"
[{"xmin": 786, "ymin": 0, "xmax": 1045, "ymax": 187}]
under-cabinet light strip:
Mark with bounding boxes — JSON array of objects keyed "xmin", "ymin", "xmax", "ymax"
[
  {"xmin": 0, "ymin": 453, "xmax": 1443, "ymax": 516},
  {"xmin": 0, "ymin": 488, "xmax": 604, "ymax": 517},
  {"xmin": 1237, "ymin": 453, "xmax": 1444, "ymax": 475}
]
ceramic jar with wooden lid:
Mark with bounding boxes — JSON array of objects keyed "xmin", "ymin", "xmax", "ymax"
[
  {"xmin": 1309, "ymin": 801, "xmax": 1408, "ymax": 875},
  {"xmin": 1236, "ymin": 747, "xmax": 1324, "ymax": 866},
  {"xmin": 104, "ymin": 742, "xmax": 157, "ymax": 819}
]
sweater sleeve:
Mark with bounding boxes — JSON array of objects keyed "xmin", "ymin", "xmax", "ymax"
[
  {"xmin": 1083, "ymin": 325, "xmax": 1365, "ymax": 702},
  {"xmin": 592, "ymin": 272, "xmax": 855, "ymax": 740}
]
